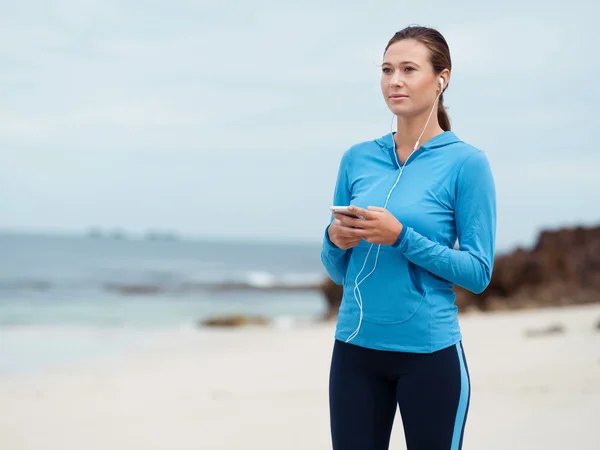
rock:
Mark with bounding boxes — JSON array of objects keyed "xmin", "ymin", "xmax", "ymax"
[
  {"xmin": 104, "ymin": 283, "xmax": 164, "ymax": 295},
  {"xmin": 454, "ymin": 224, "xmax": 600, "ymax": 312},
  {"xmin": 200, "ymin": 314, "xmax": 270, "ymax": 327},
  {"xmin": 524, "ymin": 323, "xmax": 565, "ymax": 338},
  {"xmin": 320, "ymin": 224, "xmax": 600, "ymax": 318},
  {"xmin": 320, "ymin": 277, "xmax": 343, "ymax": 321}
]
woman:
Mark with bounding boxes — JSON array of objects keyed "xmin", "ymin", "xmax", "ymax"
[{"xmin": 321, "ymin": 25, "xmax": 496, "ymax": 450}]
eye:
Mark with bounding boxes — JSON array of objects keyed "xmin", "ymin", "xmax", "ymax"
[
  {"xmin": 382, "ymin": 67, "xmax": 392, "ymax": 74},
  {"xmin": 404, "ymin": 66, "xmax": 416, "ymax": 72}
]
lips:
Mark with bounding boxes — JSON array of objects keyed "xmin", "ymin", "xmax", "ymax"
[{"xmin": 390, "ymin": 94, "xmax": 408, "ymax": 100}]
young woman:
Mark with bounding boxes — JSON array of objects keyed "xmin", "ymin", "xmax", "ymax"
[{"xmin": 321, "ymin": 25, "xmax": 497, "ymax": 450}]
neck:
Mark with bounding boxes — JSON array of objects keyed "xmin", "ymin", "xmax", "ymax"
[{"xmin": 393, "ymin": 112, "xmax": 444, "ymax": 161}]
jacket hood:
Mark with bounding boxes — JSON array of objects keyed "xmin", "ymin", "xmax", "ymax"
[{"xmin": 374, "ymin": 131, "xmax": 462, "ymax": 166}]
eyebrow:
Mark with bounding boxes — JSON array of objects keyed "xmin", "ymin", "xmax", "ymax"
[{"xmin": 382, "ymin": 60, "xmax": 421, "ymax": 67}]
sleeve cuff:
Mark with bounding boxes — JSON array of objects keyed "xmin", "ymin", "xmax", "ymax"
[
  {"xmin": 324, "ymin": 224, "xmax": 343, "ymax": 251},
  {"xmin": 392, "ymin": 225, "xmax": 409, "ymax": 249}
]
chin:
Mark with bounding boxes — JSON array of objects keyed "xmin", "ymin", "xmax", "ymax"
[
  {"xmin": 388, "ymin": 102, "xmax": 425, "ymax": 119},
  {"xmin": 388, "ymin": 104, "xmax": 413, "ymax": 117}
]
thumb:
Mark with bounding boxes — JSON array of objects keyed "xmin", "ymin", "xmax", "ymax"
[{"xmin": 367, "ymin": 206, "xmax": 386, "ymax": 212}]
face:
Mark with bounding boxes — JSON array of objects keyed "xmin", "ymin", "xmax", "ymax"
[{"xmin": 380, "ymin": 39, "xmax": 445, "ymax": 117}]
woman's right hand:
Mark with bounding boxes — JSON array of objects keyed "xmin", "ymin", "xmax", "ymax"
[{"xmin": 328, "ymin": 216, "xmax": 361, "ymax": 250}]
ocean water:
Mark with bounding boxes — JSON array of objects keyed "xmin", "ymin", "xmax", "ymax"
[{"xmin": 0, "ymin": 232, "xmax": 328, "ymax": 374}]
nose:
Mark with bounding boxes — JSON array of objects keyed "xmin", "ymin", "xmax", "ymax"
[{"xmin": 389, "ymin": 69, "xmax": 403, "ymax": 87}]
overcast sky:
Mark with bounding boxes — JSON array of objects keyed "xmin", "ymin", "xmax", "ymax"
[{"xmin": 1, "ymin": 0, "xmax": 598, "ymax": 253}]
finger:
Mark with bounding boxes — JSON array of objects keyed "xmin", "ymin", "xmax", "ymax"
[
  {"xmin": 332, "ymin": 213, "xmax": 349, "ymax": 223},
  {"xmin": 334, "ymin": 213, "xmax": 367, "ymax": 228},
  {"xmin": 367, "ymin": 206, "xmax": 387, "ymax": 212},
  {"xmin": 331, "ymin": 218, "xmax": 352, "ymax": 229},
  {"xmin": 338, "ymin": 226, "xmax": 366, "ymax": 238},
  {"xmin": 341, "ymin": 237, "xmax": 361, "ymax": 247},
  {"xmin": 347, "ymin": 206, "xmax": 376, "ymax": 220}
]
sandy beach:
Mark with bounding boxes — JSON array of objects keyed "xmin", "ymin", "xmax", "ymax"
[{"xmin": 1, "ymin": 304, "xmax": 599, "ymax": 450}]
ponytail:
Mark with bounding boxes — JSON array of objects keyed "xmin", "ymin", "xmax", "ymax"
[{"xmin": 437, "ymin": 94, "xmax": 451, "ymax": 131}]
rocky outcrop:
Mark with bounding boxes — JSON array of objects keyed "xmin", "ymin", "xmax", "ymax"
[
  {"xmin": 320, "ymin": 224, "xmax": 600, "ymax": 319},
  {"xmin": 455, "ymin": 224, "xmax": 600, "ymax": 312},
  {"xmin": 320, "ymin": 277, "xmax": 343, "ymax": 321},
  {"xmin": 200, "ymin": 314, "xmax": 270, "ymax": 327}
]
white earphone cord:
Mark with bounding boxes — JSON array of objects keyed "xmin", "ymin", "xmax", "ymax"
[{"xmin": 346, "ymin": 78, "xmax": 445, "ymax": 343}]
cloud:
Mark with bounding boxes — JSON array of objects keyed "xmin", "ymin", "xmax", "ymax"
[
  {"xmin": 445, "ymin": 19, "xmax": 574, "ymax": 74},
  {"xmin": 0, "ymin": 0, "xmax": 598, "ymax": 247}
]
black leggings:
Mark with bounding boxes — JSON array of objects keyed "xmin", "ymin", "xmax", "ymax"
[{"xmin": 329, "ymin": 339, "xmax": 470, "ymax": 450}]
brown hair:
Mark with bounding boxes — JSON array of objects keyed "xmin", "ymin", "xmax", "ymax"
[{"xmin": 384, "ymin": 26, "xmax": 452, "ymax": 131}]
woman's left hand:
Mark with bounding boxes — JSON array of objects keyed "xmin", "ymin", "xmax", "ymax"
[{"xmin": 334, "ymin": 206, "xmax": 403, "ymax": 246}]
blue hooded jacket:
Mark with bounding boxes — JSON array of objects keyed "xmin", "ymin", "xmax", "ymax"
[{"xmin": 321, "ymin": 131, "xmax": 496, "ymax": 353}]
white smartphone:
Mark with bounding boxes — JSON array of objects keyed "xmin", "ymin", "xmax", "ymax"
[{"xmin": 330, "ymin": 206, "xmax": 363, "ymax": 219}]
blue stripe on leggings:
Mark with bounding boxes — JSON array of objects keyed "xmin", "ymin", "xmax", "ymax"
[{"xmin": 451, "ymin": 342, "xmax": 470, "ymax": 450}]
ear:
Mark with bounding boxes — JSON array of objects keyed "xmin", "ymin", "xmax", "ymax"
[{"xmin": 439, "ymin": 69, "xmax": 451, "ymax": 93}]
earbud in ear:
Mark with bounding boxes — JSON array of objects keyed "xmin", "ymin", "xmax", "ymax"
[{"xmin": 439, "ymin": 77, "xmax": 444, "ymax": 90}]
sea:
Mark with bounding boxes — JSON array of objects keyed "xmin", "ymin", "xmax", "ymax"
[{"xmin": 0, "ymin": 231, "xmax": 328, "ymax": 375}]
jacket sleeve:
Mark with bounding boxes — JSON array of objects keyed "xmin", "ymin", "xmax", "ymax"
[
  {"xmin": 320, "ymin": 150, "xmax": 353, "ymax": 285},
  {"xmin": 393, "ymin": 150, "xmax": 496, "ymax": 294}
]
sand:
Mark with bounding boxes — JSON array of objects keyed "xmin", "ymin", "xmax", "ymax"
[{"xmin": 1, "ymin": 304, "xmax": 599, "ymax": 450}]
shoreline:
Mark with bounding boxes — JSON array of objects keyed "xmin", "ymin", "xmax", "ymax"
[
  {"xmin": 1, "ymin": 304, "xmax": 599, "ymax": 449},
  {"xmin": 1, "ymin": 302, "xmax": 599, "ymax": 376}
]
